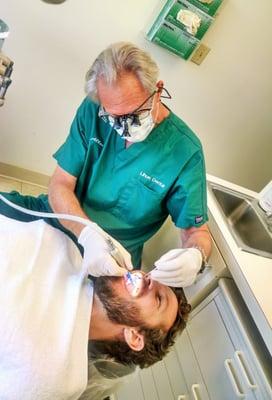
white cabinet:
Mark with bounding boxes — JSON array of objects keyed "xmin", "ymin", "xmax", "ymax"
[
  {"xmin": 174, "ymin": 329, "xmax": 210, "ymax": 400},
  {"xmin": 183, "ymin": 302, "xmax": 242, "ymax": 399},
  {"xmin": 185, "ymin": 291, "xmax": 254, "ymax": 399},
  {"xmin": 114, "ymin": 370, "xmax": 145, "ymax": 400},
  {"xmin": 177, "ymin": 278, "xmax": 271, "ymax": 399},
  {"xmin": 115, "ymin": 349, "xmax": 191, "ymax": 400},
  {"xmin": 214, "ymin": 279, "xmax": 272, "ymax": 400},
  {"xmin": 114, "ymin": 279, "xmax": 272, "ymax": 400}
]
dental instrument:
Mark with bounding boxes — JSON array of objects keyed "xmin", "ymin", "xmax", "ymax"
[
  {"xmin": 124, "ymin": 271, "xmax": 144, "ymax": 297},
  {"xmin": 0, "ymin": 194, "xmax": 126, "ymax": 269}
]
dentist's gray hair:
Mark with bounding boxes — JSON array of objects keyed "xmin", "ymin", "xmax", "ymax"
[{"xmin": 85, "ymin": 42, "xmax": 159, "ymax": 101}]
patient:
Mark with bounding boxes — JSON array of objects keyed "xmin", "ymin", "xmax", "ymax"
[{"xmin": 0, "ymin": 215, "xmax": 191, "ymax": 400}]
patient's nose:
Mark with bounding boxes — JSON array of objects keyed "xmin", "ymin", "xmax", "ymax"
[{"xmin": 143, "ymin": 273, "xmax": 154, "ymax": 292}]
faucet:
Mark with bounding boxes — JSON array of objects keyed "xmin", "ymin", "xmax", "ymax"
[
  {"xmin": 258, "ymin": 180, "xmax": 272, "ymax": 233},
  {"xmin": 264, "ymin": 213, "xmax": 272, "ymax": 233}
]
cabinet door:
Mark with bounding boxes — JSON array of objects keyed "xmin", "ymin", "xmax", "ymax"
[
  {"xmin": 115, "ymin": 347, "xmax": 189, "ymax": 400},
  {"xmin": 139, "ymin": 366, "xmax": 159, "ymax": 400},
  {"xmin": 151, "ymin": 359, "xmax": 176, "ymax": 400},
  {"xmin": 163, "ymin": 349, "xmax": 189, "ymax": 399},
  {"xmin": 115, "ymin": 370, "xmax": 145, "ymax": 400},
  {"xmin": 216, "ymin": 279, "xmax": 272, "ymax": 400},
  {"xmin": 116, "ymin": 331, "xmax": 209, "ymax": 400},
  {"xmin": 175, "ymin": 329, "xmax": 210, "ymax": 400},
  {"xmin": 187, "ymin": 299, "xmax": 255, "ymax": 399}
]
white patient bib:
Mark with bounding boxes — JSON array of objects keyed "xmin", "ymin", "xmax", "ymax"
[{"xmin": 0, "ymin": 216, "xmax": 93, "ymax": 400}]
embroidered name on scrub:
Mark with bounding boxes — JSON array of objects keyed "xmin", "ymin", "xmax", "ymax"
[
  {"xmin": 90, "ymin": 137, "xmax": 104, "ymax": 147},
  {"xmin": 139, "ymin": 171, "xmax": 165, "ymax": 188}
]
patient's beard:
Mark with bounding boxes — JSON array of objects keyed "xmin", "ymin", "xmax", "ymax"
[{"xmin": 94, "ymin": 276, "xmax": 145, "ymax": 327}]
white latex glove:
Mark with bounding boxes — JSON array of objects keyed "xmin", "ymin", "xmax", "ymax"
[
  {"xmin": 78, "ymin": 223, "xmax": 133, "ymax": 277},
  {"xmin": 150, "ymin": 248, "xmax": 202, "ymax": 287}
]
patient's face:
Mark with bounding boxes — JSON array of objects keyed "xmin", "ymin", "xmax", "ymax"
[{"xmin": 94, "ymin": 272, "xmax": 178, "ymax": 332}]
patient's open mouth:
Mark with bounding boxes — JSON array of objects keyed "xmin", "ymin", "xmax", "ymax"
[{"xmin": 124, "ymin": 271, "xmax": 145, "ymax": 297}]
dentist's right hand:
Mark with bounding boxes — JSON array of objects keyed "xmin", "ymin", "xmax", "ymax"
[{"xmin": 78, "ymin": 223, "xmax": 133, "ymax": 277}]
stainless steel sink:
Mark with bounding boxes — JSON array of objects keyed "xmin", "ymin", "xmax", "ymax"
[{"xmin": 208, "ymin": 183, "xmax": 272, "ymax": 259}]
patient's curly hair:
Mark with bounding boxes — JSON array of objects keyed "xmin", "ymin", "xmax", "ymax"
[{"xmin": 91, "ymin": 287, "xmax": 191, "ymax": 369}]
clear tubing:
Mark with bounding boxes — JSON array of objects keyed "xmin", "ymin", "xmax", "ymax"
[
  {"xmin": 0, "ymin": 193, "xmax": 94, "ymax": 227},
  {"xmin": 0, "ymin": 193, "xmax": 126, "ymax": 267}
]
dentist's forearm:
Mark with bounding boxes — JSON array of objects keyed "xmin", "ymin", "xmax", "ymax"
[
  {"xmin": 180, "ymin": 224, "xmax": 212, "ymax": 260},
  {"xmin": 48, "ymin": 183, "xmax": 91, "ymax": 237}
]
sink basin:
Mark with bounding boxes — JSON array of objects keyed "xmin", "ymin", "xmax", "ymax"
[{"xmin": 208, "ymin": 183, "xmax": 272, "ymax": 259}]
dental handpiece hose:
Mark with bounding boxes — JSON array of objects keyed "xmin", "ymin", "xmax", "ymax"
[{"xmin": 0, "ymin": 194, "xmax": 126, "ymax": 269}]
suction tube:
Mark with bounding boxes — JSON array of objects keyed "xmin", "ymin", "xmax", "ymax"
[
  {"xmin": 0, "ymin": 193, "xmax": 94, "ymax": 227},
  {"xmin": 0, "ymin": 193, "xmax": 126, "ymax": 268}
]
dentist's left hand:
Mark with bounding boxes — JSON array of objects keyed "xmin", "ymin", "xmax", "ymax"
[
  {"xmin": 150, "ymin": 248, "xmax": 202, "ymax": 287},
  {"xmin": 78, "ymin": 224, "xmax": 133, "ymax": 277}
]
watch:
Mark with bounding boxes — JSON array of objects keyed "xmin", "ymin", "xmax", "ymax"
[{"xmin": 193, "ymin": 246, "xmax": 209, "ymax": 273}]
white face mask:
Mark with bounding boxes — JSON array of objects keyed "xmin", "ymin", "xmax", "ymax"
[{"xmin": 109, "ymin": 111, "xmax": 155, "ymax": 143}]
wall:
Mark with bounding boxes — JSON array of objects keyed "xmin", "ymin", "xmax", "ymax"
[{"xmin": 1, "ymin": 0, "xmax": 272, "ymax": 191}]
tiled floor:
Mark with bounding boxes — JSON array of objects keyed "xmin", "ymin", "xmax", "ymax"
[{"xmin": 0, "ymin": 174, "xmax": 48, "ymax": 196}]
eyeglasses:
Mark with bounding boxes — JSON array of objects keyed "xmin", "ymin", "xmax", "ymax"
[{"xmin": 98, "ymin": 87, "xmax": 172, "ymax": 135}]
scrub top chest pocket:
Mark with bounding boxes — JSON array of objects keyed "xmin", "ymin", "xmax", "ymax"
[{"xmin": 113, "ymin": 174, "xmax": 168, "ymax": 226}]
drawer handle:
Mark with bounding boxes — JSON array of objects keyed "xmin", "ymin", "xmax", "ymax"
[
  {"xmin": 235, "ymin": 351, "xmax": 258, "ymax": 389},
  {"xmin": 224, "ymin": 359, "xmax": 245, "ymax": 398},
  {"xmin": 191, "ymin": 384, "xmax": 201, "ymax": 400},
  {"xmin": 177, "ymin": 395, "xmax": 187, "ymax": 400}
]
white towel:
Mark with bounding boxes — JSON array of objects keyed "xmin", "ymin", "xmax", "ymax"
[{"xmin": 0, "ymin": 216, "xmax": 93, "ymax": 399}]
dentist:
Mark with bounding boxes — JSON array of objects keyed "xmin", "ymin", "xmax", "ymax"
[{"xmin": 0, "ymin": 41, "xmax": 211, "ymax": 287}]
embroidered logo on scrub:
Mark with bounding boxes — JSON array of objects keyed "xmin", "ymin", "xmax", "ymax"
[
  {"xmin": 90, "ymin": 137, "xmax": 103, "ymax": 147},
  {"xmin": 195, "ymin": 215, "xmax": 203, "ymax": 224},
  {"xmin": 139, "ymin": 171, "xmax": 165, "ymax": 189}
]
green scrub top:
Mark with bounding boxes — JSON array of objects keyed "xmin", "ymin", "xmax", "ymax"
[{"xmin": 53, "ymin": 97, "xmax": 208, "ymax": 267}]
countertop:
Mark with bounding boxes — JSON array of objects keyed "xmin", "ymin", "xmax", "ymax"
[{"xmin": 207, "ymin": 174, "xmax": 272, "ymax": 354}]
